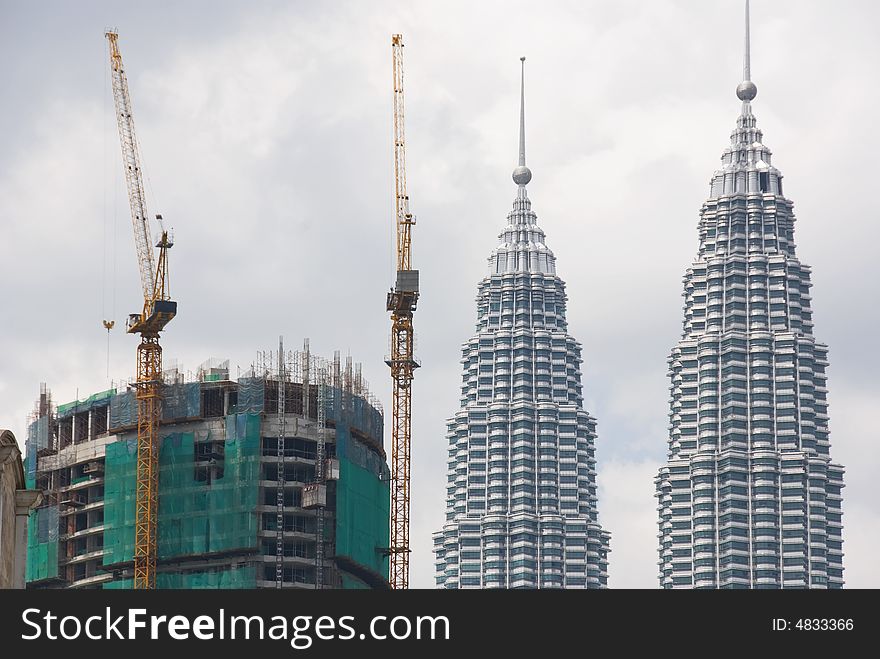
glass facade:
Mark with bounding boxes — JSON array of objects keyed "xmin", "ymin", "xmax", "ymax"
[
  {"xmin": 433, "ymin": 177, "xmax": 610, "ymax": 588},
  {"xmin": 655, "ymin": 69, "xmax": 845, "ymax": 589}
]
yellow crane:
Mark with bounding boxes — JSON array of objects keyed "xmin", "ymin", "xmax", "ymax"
[
  {"xmin": 106, "ymin": 31, "xmax": 177, "ymax": 590},
  {"xmin": 385, "ymin": 33, "xmax": 419, "ymax": 589}
]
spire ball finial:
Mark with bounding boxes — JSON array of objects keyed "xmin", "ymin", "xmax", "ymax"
[
  {"xmin": 736, "ymin": 0, "xmax": 757, "ymax": 101},
  {"xmin": 736, "ymin": 80, "xmax": 757, "ymax": 101},
  {"xmin": 513, "ymin": 166, "xmax": 532, "ymax": 186},
  {"xmin": 513, "ymin": 55, "xmax": 532, "ymax": 186}
]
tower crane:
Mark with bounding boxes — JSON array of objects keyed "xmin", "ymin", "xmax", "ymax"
[
  {"xmin": 106, "ymin": 31, "xmax": 177, "ymax": 590},
  {"xmin": 385, "ymin": 34, "xmax": 419, "ymax": 589}
]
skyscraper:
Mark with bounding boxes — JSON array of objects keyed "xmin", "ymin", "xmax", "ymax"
[
  {"xmin": 655, "ymin": 1, "xmax": 844, "ymax": 589},
  {"xmin": 433, "ymin": 59, "xmax": 610, "ymax": 589}
]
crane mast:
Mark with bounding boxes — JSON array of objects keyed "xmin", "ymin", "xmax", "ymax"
[
  {"xmin": 386, "ymin": 33, "xmax": 419, "ymax": 590},
  {"xmin": 106, "ymin": 31, "xmax": 177, "ymax": 590}
]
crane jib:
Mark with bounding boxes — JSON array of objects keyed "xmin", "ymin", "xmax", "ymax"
[{"xmin": 107, "ymin": 33, "xmax": 157, "ymax": 301}]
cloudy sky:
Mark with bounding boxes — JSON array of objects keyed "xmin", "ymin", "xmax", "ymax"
[{"xmin": 1, "ymin": 0, "xmax": 878, "ymax": 588}]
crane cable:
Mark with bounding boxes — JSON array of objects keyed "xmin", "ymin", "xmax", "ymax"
[{"xmin": 102, "ymin": 41, "xmax": 117, "ymax": 379}]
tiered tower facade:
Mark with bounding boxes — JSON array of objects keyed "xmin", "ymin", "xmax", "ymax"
[
  {"xmin": 655, "ymin": 1, "xmax": 844, "ymax": 589},
  {"xmin": 433, "ymin": 59, "xmax": 610, "ymax": 588}
]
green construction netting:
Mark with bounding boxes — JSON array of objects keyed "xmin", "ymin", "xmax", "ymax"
[
  {"xmin": 25, "ymin": 416, "xmax": 49, "ymax": 484},
  {"xmin": 234, "ymin": 377, "xmax": 265, "ymax": 413},
  {"xmin": 335, "ymin": 449, "xmax": 389, "ymax": 580},
  {"xmin": 325, "ymin": 386, "xmax": 389, "ymax": 584},
  {"xmin": 105, "ymin": 565, "xmax": 256, "ymax": 589},
  {"xmin": 335, "ymin": 456, "xmax": 389, "ymax": 578},
  {"xmin": 102, "ymin": 413, "xmax": 261, "ymax": 586},
  {"xmin": 110, "ymin": 391, "xmax": 136, "ymax": 428},
  {"xmin": 108, "ymin": 383, "xmax": 201, "ymax": 429},
  {"xmin": 56, "ymin": 388, "xmax": 116, "ymax": 418},
  {"xmin": 323, "ymin": 387, "xmax": 383, "ymax": 450},
  {"xmin": 339, "ymin": 573, "xmax": 371, "ymax": 589},
  {"xmin": 162, "ymin": 382, "xmax": 201, "ymax": 421},
  {"xmin": 26, "ymin": 506, "xmax": 59, "ymax": 582}
]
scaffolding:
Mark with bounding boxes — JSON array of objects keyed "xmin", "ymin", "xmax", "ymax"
[
  {"xmin": 25, "ymin": 347, "xmax": 389, "ymax": 590},
  {"xmin": 276, "ymin": 337, "xmax": 287, "ymax": 588},
  {"xmin": 314, "ymin": 365, "xmax": 327, "ymax": 588},
  {"xmin": 102, "ymin": 417, "xmax": 261, "ymax": 586}
]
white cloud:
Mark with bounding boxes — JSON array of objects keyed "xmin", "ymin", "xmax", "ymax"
[
  {"xmin": 600, "ymin": 460, "xmax": 663, "ymax": 588},
  {"xmin": 1, "ymin": 0, "xmax": 878, "ymax": 589}
]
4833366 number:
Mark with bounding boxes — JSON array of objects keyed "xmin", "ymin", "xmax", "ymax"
[{"xmin": 795, "ymin": 619, "xmax": 853, "ymax": 631}]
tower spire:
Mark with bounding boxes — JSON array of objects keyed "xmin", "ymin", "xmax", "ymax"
[
  {"xmin": 518, "ymin": 56, "xmax": 526, "ymax": 167},
  {"xmin": 744, "ymin": 0, "xmax": 751, "ymax": 82},
  {"xmin": 736, "ymin": 0, "xmax": 757, "ymax": 102},
  {"xmin": 512, "ymin": 56, "xmax": 532, "ymax": 187}
]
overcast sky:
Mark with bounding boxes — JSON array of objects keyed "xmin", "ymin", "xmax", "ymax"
[{"xmin": 1, "ymin": 0, "xmax": 878, "ymax": 588}]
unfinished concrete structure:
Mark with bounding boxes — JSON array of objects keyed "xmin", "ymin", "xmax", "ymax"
[
  {"xmin": 1, "ymin": 429, "xmax": 42, "ymax": 588},
  {"xmin": 24, "ymin": 346, "xmax": 390, "ymax": 589}
]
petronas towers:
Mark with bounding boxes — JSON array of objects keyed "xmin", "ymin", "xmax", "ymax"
[
  {"xmin": 432, "ymin": 59, "xmax": 611, "ymax": 589},
  {"xmin": 434, "ymin": 1, "xmax": 843, "ymax": 589},
  {"xmin": 655, "ymin": 2, "xmax": 844, "ymax": 589}
]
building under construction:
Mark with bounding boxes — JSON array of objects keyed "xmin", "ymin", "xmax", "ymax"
[{"xmin": 23, "ymin": 345, "xmax": 390, "ymax": 589}]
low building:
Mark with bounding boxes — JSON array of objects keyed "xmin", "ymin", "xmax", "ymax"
[{"xmin": 0, "ymin": 429, "xmax": 43, "ymax": 588}]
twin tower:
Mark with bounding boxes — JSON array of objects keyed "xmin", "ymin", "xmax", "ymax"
[{"xmin": 431, "ymin": 1, "xmax": 845, "ymax": 589}]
